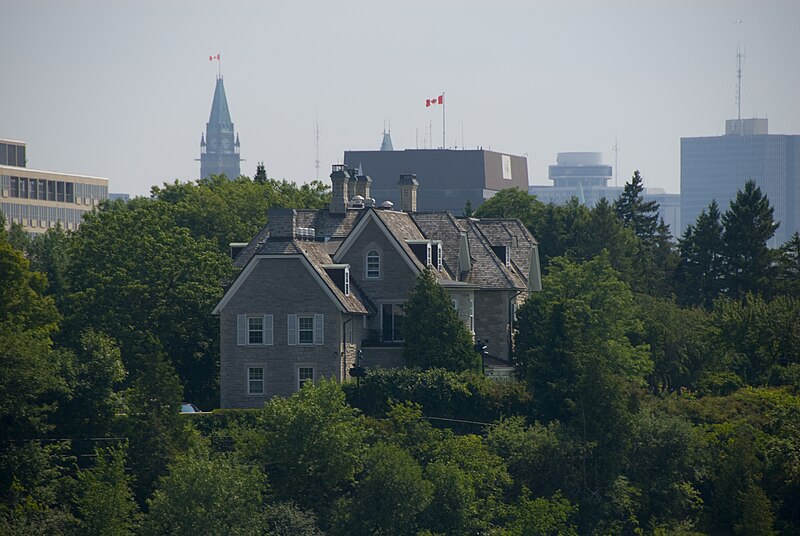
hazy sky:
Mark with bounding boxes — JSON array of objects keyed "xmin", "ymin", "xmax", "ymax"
[{"xmin": 3, "ymin": 1, "xmax": 799, "ymax": 197}]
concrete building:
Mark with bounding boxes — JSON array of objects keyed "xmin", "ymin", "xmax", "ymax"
[
  {"xmin": 1, "ymin": 138, "xmax": 108, "ymax": 233},
  {"xmin": 212, "ymin": 165, "xmax": 542, "ymax": 407},
  {"xmin": 529, "ymin": 152, "xmax": 681, "ymax": 237},
  {"xmin": 343, "ymin": 143, "xmax": 529, "ymax": 214},
  {"xmin": 681, "ymin": 118, "xmax": 799, "ymax": 244},
  {"xmin": 199, "ymin": 76, "xmax": 242, "ymax": 180}
]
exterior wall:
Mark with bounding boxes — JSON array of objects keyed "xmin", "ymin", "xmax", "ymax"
[
  {"xmin": 0, "ymin": 164, "xmax": 109, "ymax": 233},
  {"xmin": 338, "ymin": 218, "xmax": 419, "ymax": 338},
  {"xmin": 219, "ymin": 257, "xmax": 345, "ymax": 408},
  {"xmin": 343, "ymin": 149, "xmax": 529, "ymax": 213},
  {"xmin": 447, "ymin": 288, "xmax": 476, "ymax": 336},
  {"xmin": 474, "ymin": 290, "xmax": 516, "ymax": 361}
]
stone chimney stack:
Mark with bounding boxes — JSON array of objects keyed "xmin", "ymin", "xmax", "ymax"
[
  {"xmin": 356, "ymin": 172, "xmax": 372, "ymax": 200},
  {"xmin": 347, "ymin": 168, "xmax": 358, "ymax": 201},
  {"xmin": 398, "ymin": 173, "xmax": 419, "ymax": 212},
  {"xmin": 330, "ymin": 165, "xmax": 350, "ymax": 214},
  {"xmin": 268, "ymin": 208, "xmax": 297, "ymax": 239}
]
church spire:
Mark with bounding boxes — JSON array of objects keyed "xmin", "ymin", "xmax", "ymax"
[{"xmin": 208, "ymin": 77, "xmax": 232, "ymax": 126}]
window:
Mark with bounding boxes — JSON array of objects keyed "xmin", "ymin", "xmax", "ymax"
[
  {"xmin": 248, "ymin": 367, "xmax": 264, "ymax": 395},
  {"xmin": 298, "ymin": 367, "xmax": 314, "ymax": 390},
  {"xmin": 382, "ymin": 303, "xmax": 405, "ymax": 342},
  {"xmin": 237, "ymin": 314, "xmax": 273, "ymax": 345},
  {"xmin": 366, "ymin": 250, "xmax": 380, "ymax": 278},
  {"xmin": 426, "ymin": 243, "xmax": 432, "ymax": 267},
  {"xmin": 298, "ymin": 316, "xmax": 314, "ymax": 344},
  {"xmin": 344, "ymin": 266, "xmax": 350, "ymax": 296},
  {"xmin": 437, "ymin": 243, "xmax": 443, "ymax": 271},
  {"xmin": 248, "ymin": 316, "xmax": 263, "ymax": 344},
  {"xmin": 288, "ymin": 314, "xmax": 324, "ymax": 345}
]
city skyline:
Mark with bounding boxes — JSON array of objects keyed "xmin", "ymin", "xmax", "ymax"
[{"xmin": 2, "ymin": 1, "xmax": 799, "ymax": 199}]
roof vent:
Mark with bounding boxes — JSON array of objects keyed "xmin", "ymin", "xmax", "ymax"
[
  {"xmin": 349, "ymin": 195, "xmax": 365, "ymax": 209},
  {"xmin": 380, "ymin": 200, "xmax": 394, "ymax": 210}
]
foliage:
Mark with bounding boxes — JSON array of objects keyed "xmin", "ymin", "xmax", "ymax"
[
  {"xmin": 676, "ymin": 200, "xmax": 725, "ymax": 308},
  {"xmin": 141, "ymin": 450, "xmax": 268, "ymax": 536},
  {"xmin": 235, "ymin": 380, "xmax": 368, "ymax": 511},
  {"xmin": 721, "ymin": 180, "xmax": 779, "ymax": 299},
  {"xmin": 63, "ymin": 199, "xmax": 233, "ymax": 407},
  {"xmin": 403, "ymin": 268, "xmax": 481, "ymax": 372},
  {"xmin": 75, "ymin": 445, "xmax": 139, "ymax": 535},
  {"xmin": 507, "ymin": 490, "xmax": 579, "ymax": 536}
]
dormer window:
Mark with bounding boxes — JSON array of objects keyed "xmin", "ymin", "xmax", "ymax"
[
  {"xmin": 322, "ymin": 263, "xmax": 350, "ymax": 295},
  {"xmin": 366, "ymin": 250, "xmax": 380, "ymax": 279},
  {"xmin": 407, "ymin": 240, "xmax": 434, "ymax": 268},
  {"xmin": 436, "ymin": 243, "xmax": 443, "ymax": 271},
  {"xmin": 344, "ymin": 266, "xmax": 350, "ymax": 296},
  {"xmin": 426, "ymin": 243, "xmax": 432, "ymax": 267},
  {"xmin": 491, "ymin": 245, "xmax": 511, "ymax": 267}
]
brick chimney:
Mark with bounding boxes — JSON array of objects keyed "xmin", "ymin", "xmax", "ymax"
[
  {"xmin": 347, "ymin": 168, "xmax": 358, "ymax": 201},
  {"xmin": 268, "ymin": 208, "xmax": 297, "ymax": 239},
  {"xmin": 329, "ymin": 165, "xmax": 350, "ymax": 214},
  {"xmin": 356, "ymin": 172, "xmax": 372, "ymax": 200},
  {"xmin": 398, "ymin": 173, "xmax": 418, "ymax": 212}
]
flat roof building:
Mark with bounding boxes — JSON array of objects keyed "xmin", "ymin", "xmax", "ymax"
[
  {"xmin": 343, "ymin": 145, "xmax": 529, "ymax": 214},
  {"xmin": 681, "ymin": 119, "xmax": 800, "ymax": 244},
  {"xmin": 0, "ymin": 138, "xmax": 108, "ymax": 233}
]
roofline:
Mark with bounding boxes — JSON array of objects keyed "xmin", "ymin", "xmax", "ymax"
[
  {"xmin": 212, "ymin": 254, "xmax": 364, "ymax": 315},
  {"xmin": 333, "ymin": 209, "xmax": 421, "ymax": 274},
  {"xmin": 0, "ymin": 164, "xmax": 109, "ymax": 182}
]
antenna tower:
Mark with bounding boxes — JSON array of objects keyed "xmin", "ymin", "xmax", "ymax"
[
  {"xmin": 613, "ymin": 136, "xmax": 620, "ymax": 187},
  {"xmin": 314, "ymin": 112, "xmax": 320, "ymax": 181},
  {"xmin": 736, "ymin": 46, "xmax": 745, "ymax": 120}
]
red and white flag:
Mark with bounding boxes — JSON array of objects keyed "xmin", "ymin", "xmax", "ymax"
[
  {"xmin": 209, "ymin": 53, "xmax": 220, "ymax": 61},
  {"xmin": 426, "ymin": 94, "xmax": 444, "ymax": 107}
]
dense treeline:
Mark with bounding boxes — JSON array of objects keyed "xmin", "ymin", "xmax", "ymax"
[{"xmin": 1, "ymin": 170, "xmax": 799, "ymax": 534}]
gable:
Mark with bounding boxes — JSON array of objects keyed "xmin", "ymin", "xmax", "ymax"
[{"xmin": 333, "ymin": 209, "xmax": 422, "ymax": 273}]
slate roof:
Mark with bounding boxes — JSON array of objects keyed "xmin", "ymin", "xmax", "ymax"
[
  {"xmin": 372, "ymin": 209, "xmax": 453, "ymax": 279},
  {"xmin": 472, "ymin": 219, "xmax": 538, "ymax": 279}
]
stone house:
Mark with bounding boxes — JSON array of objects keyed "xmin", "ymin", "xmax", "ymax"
[{"xmin": 212, "ymin": 165, "xmax": 542, "ymax": 408}]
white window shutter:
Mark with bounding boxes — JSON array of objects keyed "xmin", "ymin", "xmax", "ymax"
[
  {"xmin": 237, "ymin": 314, "xmax": 247, "ymax": 345},
  {"xmin": 287, "ymin": 314, "xmax": 298, "ymax": 346},
  {"xmin": 314, "ymin": 314, "xmax": 324, "ymax": 345},
  {"xmin": 264, "ymin": 314, "xmax": 273, "ymax": 345}
]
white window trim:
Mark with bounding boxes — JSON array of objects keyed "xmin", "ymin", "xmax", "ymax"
[
  {"xmin": 366, "ymin": 249, "xmax": 381, "ymax": 279},
  {"xmin": 296, "ymin": 364, "xmax": 316, "ymax": 391},
  {"xmin": 247, "ymin": 366, "xmax": 265, "ymax": 396},
  {"xmin": 344, "ymin": 266, "xmax": 350, "ymax": 296},
  {"xmin": 237, "ymin": 314, "xmax": 273, "ymax": 346},
  {"xmin": 437, "ymin": 243, "xmax": 443, "ymax": 271},
  {"xmin": 288, "ymin": 313, "xmax": 324, "ymax": 346}
]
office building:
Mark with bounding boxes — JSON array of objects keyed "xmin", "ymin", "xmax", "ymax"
[
  {"xmin": 199, "ymin": 76, "xmax": 242, "ymax": 180},
  {"xmin": 681, "ymin": 118, "xmax": 800, "ymax": 244},
  {"xmin": 1, "ymin": 138, "xmax": 109, "ymax": 233},
  {"xmin": 343, "ymin": 143, "xmax": 529, "ymax": 214}
]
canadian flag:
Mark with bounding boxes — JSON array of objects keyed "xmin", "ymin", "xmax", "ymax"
[
  {"xmin": 426, "ymin": 94, "xmax": 444, "ymax": 107},
  {"xmin": 209, "ymin": 53, "xmax": 220, "ymax": 61}
]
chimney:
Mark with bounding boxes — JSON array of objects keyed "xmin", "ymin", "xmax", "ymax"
[
  {"xmin": 329, "ymin": 165, "xmax": 350, "ymax": 214},
  {"xmin": 356, "ymin": 172, "xmax": 372, "ymax": 200},
  {"xmin": 347, "ymin": 168, "xmax": 358, "ymax": 200},
  {"xmin": 398, "ymin": 173, "xmax": 419, "ymax": 212},
  {"xmin": 268, "ymin": 208, "xmax": 297, "ymax": 239}
]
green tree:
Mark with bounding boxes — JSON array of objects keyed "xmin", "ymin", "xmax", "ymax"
[
  {"xmin": 343, "ymin": 442, "xmax": 433, "ymax": 536},
  {"xmin": 575, "ymin": 198, "xmax": 638, "ymax": 282},
  {"xmin": 776, "ymin": 231, "xmax": 800, "ymax": 296},
  {"xmin": 474, "ymin": 187, "xmax": 543, "ymax": 233},
  {"xmin": 614, "ymin": 170, "xmax": 659, "ymax": 244},
  {"xmin": 515, "ymin": 253, "xmax": 651, "ymax": 490},
  {"xmin": 403, "ymin": 268, "xmax": 480, "ymax": 372},
  {"xmin": 236, "ymin": 380, "xmax": 368, "ymax": 512},
  {"xmin": 254, "ymin": 161, "xmax": 268, "ymax": 184},
  {"xmin": 721, "ymin": 180, "xmax": 779, "ymax": 299},
  {"xmin": 75, "ymin": 445, "xmax": 140, "ymax": 535},
  {"xmin": 64, "ymin": 199, "xmax": 233, "ymax": 407},
  {"xmin": 676, "ymin": 200, "xmax": 725, "ymax": 308},
  {"xmin": 141, "ymin": 450, "xmax": 268, "ymax": 536},
  {"xmin": 508, "ymin": 491, "xmax": 579, "ymax": 536}
]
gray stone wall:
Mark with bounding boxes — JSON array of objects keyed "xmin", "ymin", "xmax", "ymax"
[
  {"xmin": 219, "ymin": 256, "xmax": 345, "ymax": 408},
  {"xmin": 474, "ymin": 290, "xmax": 516, "ymax": 361}
]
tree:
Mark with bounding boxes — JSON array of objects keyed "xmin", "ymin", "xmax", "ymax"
[
  {"xmin": 776, "ymin": 231, "xmax": 800, "ymax": 296},
  {"xmin": 343, "ymin": 442, "xmax": 432, "ymax": 536},
  {"xmin": 508, "ymin": 491, "xmax": 579, "ymax": 536},
  {"xmin": 254, "ymin": 161, "xmax": 268, "ymax": 184},
  {"xmin": 515, "ymin": 253, "xmax": 651, "ymax": 490},
  {"xmin": 676, "ymin": 201, "xmax": 724, "ymax": 308},
  {"xmin": 614, "ymin": 170, "xmax": 659, "ymax": 244},
  {"xmin": 64, "ymin": 200, "xmax": 233, "ymax": 407},
  {"xmin": 474, "ymin": 187, "xmax": 543, "ymax": 233},
  {"xmin": 403, "ymin": 268, "xmax": 481, "ymax": 372},
  {"xmin": 235, "ymin": 380, "xmax": 368, "ymax": 512},
  {"xmin": 721, "ymin": 180, "xmax": 779, "ymax": 299},
  {"xmin": 141, "ymin": 451, "xmax": 268, "ymax": 536},
  {"xmin": 75, "ymin": 446, "xmax": 140, "ymax": 535},
  {"xmin": 575, "ymin": 198, "xmax": 638, "ymax": 283}
]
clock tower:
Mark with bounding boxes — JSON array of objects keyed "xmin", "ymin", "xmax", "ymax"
[{"xmin": 200, "ymin": 76, "xmax": 241, "ymax": 180}]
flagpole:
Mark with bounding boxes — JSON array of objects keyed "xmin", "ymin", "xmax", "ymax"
[{"xmin": 442, "ymin": 92, "xmax": 446, "ymax": 149}]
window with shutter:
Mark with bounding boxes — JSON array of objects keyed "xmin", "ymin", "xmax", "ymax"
[
  {"xmin": 314, "ymin": 314, "xmax": 324, "ymax": 345},
  {"xmin": 263, "ymin": 314, "xmax": 273, "ymax": 345}
]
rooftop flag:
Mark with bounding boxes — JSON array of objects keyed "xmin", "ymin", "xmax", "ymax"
[
  {"xmin": 426, "ymin": 94, "xmax": 444, "ymax": 107},
  {"xmin": 209, "ymin": 53, "xmax": 220, "ymax": 61}
]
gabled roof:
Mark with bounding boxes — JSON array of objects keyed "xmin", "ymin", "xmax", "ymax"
[
  {"xmin": 214, "ymin": 238, "xmax": 369, "ymax": 315},
  {"xmin": 208, "ymin": 77, "xmax": 232, "ymax": 125},
  {"xmin": 334, "ymin": 208, "xmax": 454, "ymax": 280},
  {"xmin": 471, "ymin": 219, "xmax": 538, "ymax": 284}
]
